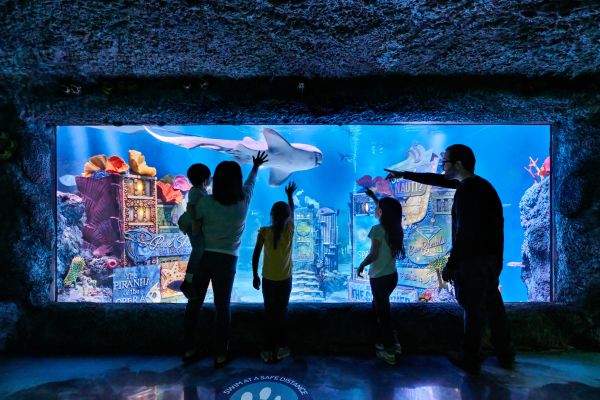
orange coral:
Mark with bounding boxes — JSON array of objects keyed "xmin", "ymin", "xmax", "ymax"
[
  {"xmin": 82, "ymin": 154, "xmax": 107, "ymax": 177},
  {"xmin": 105, "ymin": 156, "xmax": 129, "ymax": 174},
  {"xmin": 129, "ymin": 149, "xmax": 156, "ymax": 177},
  {"xmin": 157, "ymin": 181, "xmax": 184, "ymax": 203}
]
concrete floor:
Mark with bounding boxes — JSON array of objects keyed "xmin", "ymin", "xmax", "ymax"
[{"xmin": 0, "ymin": 352, "xmax": 599, "ymax": 399}]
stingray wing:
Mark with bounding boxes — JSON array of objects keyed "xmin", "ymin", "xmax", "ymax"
[
  {"xmin": 263, "ymin": 128, "xmax": 294, "ymax": 155},
  {"xmin": 269, "ymin": 168, "xmax": 292, "ymax": 187}
]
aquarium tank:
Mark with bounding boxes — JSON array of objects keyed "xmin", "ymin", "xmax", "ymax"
[{"xmin": 55, "ymin": 124, "xmax": 551, "ymax": 304}]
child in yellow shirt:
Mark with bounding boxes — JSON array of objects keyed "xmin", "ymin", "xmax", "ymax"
[{"xmin": 252, "ymin": 181, "xmax": 297, "ymax": 363}]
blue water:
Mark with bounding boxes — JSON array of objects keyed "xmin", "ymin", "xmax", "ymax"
[{"xmin": 57, "ymin": 124, "xmax": 550, "ymax": 303}]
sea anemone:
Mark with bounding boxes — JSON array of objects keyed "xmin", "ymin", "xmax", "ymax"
[{"xmin": 105, "ymin": 258, "xmax": 119, "ymax": 269}]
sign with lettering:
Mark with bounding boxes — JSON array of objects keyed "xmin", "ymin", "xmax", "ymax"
[
  {"xmin": 406, "ymin": 215, "xmax": 452, "ymax": 265},
  {"xmin": 113, "ymin": 265, "xmax": 161, "ymax": 303},
  {"xmin": 348, "ymin": 279, "xmax": 419, "ymax": 303},
  {"xmin": 125, "ymin": 228, "xmax": 192, "ymax": 263}
]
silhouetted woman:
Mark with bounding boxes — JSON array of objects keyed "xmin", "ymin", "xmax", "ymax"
[{"xmin": 183, "ymin": 151, "xmax": 268, "ymax": 367}]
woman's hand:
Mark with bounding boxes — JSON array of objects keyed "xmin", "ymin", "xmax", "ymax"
[
  {"xmin": 252, "ymin": 151, "xmax": 269, "ymax": 168},
  {"xmin": 253, "ymin": 274, "xmax": 261, "ymax": 290},
  {"xmin": 285, "ymin": 181, "xmax": 297, "ymax": 196},
  {"xmin": 357, "ymin": 265, "xmax": 365, "ymax": 278}
]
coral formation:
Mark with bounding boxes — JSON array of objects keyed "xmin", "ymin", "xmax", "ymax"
[
  {"xmin": 129, "ymin": 150, "xmax": 156, "ymax": 177},
  {"xmin": 64, "ymin": 256, "xmax": 85, "ymax": 287},
  {"xmin": 105, "ymin": 155, "xmax": 129, "ymax": 174},
  {"xmin": 56, "ymin": 192, "xmax": 85, "ymax": 291},
  {"xmin": 172, "ymin": 175, "xmax": 191, "ymax": 191},
  {"xmin": 83, "ymin": 154, "xmax": 107, "ymax": 177},
  {"xmin": 157, "ymin": 181, "xmax": 184, "ymax": 203}
]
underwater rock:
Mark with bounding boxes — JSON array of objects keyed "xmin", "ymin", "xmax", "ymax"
[
  {"xmin": 519, "ymin": 178, "xmax": 551, "ymax": 302},
  {"xmin": 322, "ymin": 271, "xmax": 347, "ymax": 294},
  {"xmin": 56, "ymin": 192, "xmax": 85, "ymax": 292},
  {"xmin": 86, "ymin": 256, "xmax": 117, "ymax": 286}
]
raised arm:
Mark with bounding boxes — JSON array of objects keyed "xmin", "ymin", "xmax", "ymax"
[
  {"xmin": 247, "ymin": 151, "xmax": 268, "ymax": 182},
  {"xmin": 243, "ymin": 151, "xmax": 269, "ymax": 204},
  {"xmin": 385, "ymin": 170, "xmax": 460, "ymax": 189},
  {"xmin": 285, "ymin": 181, "xmax": 297, "ymax": 212},
  {"xmin": 364, "ymin": 188, "xmax": 379, "ymax": 207}
]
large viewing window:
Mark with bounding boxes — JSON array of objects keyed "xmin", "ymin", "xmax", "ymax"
[{"xmin": 56, "ymin": 124, "xmax": 551, "ymax": 303}]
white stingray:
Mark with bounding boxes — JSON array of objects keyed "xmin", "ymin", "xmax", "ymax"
[{"xmin": 91, "ymin": 125, "xmax": 323, "ymax": 186}]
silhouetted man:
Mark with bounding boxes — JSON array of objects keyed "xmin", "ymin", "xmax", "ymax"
[{"xmin": 386, "ymin": 144, "xmax": 514, "ymax": 374}]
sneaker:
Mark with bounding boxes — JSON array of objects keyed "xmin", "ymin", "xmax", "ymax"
[
  {"xmin": 260, "ymin": 350, "xmax": 273, "ymax": 363},
  {"xmin": 447, "ymin": 351, "xmax": 481, "ymax": 375},
  {"xmin": 276, "ymin": 346, "xmax": 291, "ymax": 360},
  {"xmin": 214, "ymin": 353, "xmax": 229, "ymax": 368},
  {"xmin": 375, "ymin": 347, "xmax": 396, "ymax": 366},
  {"xmin": 376, "ymin": 342, "xmax": 402, "ymax": 355},
  {"xmin": 392, "ymin": 330, "xmax": 402, "ymax": 355},
  {"xmin": 182, "ymin": 349, "xmax": 205, "ymax": 366},
  {"xmin": 496, "ymin": 353, "xmax": 516, "ymax": 370}
]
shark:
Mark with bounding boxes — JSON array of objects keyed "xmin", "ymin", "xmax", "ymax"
[{"xmin": 142, "ymin": 126, "xmax": 323, "ymax": 186}]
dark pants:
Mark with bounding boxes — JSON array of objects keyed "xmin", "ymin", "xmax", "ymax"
[
  {"xmin": 369, "ymin": 271, "xmax": 398, "ymax": 347},
  {"xmin": 262, "ymin": 277, "xmax": 292, "ymax": 350},
  {"xmin": 454, "ymin": 256, "xmax": 513, "ymax": 359},
  {"xmin": 183, "ymin": 251, "xmax": 237, "ymax": 355}
]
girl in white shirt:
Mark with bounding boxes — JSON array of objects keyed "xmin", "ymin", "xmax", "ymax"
[{"xmin": 358, "ymin": 191, "xmax": 406, "ymax": 366}]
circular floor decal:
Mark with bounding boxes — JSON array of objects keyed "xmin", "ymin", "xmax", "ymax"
[{"xmin": 218, "ymin": 375, "xmax": 312, "ymax": 400}]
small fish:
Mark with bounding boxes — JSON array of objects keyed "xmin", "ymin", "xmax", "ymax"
[
  {"xmin": 338, "ymin": 152, "xmax": 354, "ymax": 163},
  {"xmin": 502, "ymin": 203, "xmax": 512, "ymax": 208},
  {"xmin": 506, "ymin": 261, "xmax": 525, "ymax": 268},
  {"xmin": 59, "ymin": 174, "xmax": 77, "ymax": 187},
  {"xmin": 93, "ymin": 244, "xmax": 112, "ymax": 257}
]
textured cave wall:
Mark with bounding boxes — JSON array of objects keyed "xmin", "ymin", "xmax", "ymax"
[
  {"xmin": 1, "ymin": 0, "xmax": 599, "ymax": 80},
  {"xmin": 2, "ymin": 79, "xmax": 597, "ymax": 309},
  {"xmin": 0, "ymin": 0, "xmax": 599, "ymax": 352}
]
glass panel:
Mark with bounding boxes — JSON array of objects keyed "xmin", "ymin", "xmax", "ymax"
[{"xmin": 56, "ymin": 125, "xmax": 551, "ymax": 303}]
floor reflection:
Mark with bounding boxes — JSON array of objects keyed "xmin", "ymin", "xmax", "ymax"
[{"xmin": 1, "ymin": 353, "xmax": 599, "ymax": 399}]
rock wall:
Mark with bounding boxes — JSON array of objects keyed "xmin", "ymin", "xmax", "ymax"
[
  {"xmin": 1, "ymin": 1, "xmax": 599, "ymax": 81},
  {"xmin": 0, "ymin": 0, "xmax": 599, "ymax": 352},
  {"xmin": 520, "ymin": 177, "xmax": 551, "ymax": 301}
]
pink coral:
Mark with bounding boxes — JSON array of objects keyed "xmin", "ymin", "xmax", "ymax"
[
  {"xmin": 172, "ymin": 175, "xmax": 192, "ymax": 191},
  {"xmin": 539, "ymin": 156, "xmax": 551, "ymax": 178},
  {"xmin": 356, "ymin": 175, "xmax": 374, "ymax": 188},
  {"xmin": 375, "ymin": 177, "xmax": 393, "ymax": 196}
]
